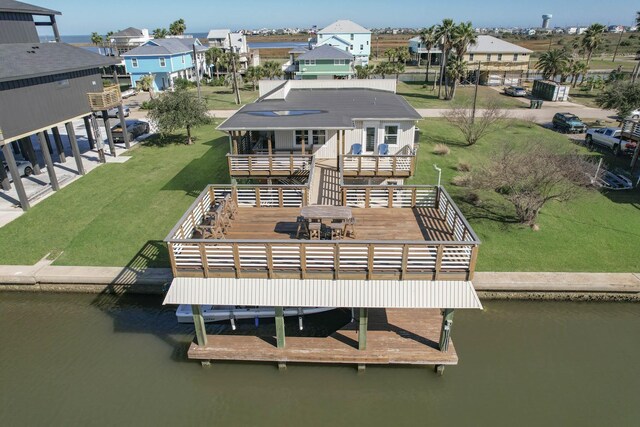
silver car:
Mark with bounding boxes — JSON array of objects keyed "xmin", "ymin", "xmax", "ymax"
[
  {"xmin": 94, "ymin": 106, "xmax": 130, "ymax": 119},
  {"xmin": 3, "ymin": 160, "xmax": 34, "ymax": 182},
  {"xmin": 504, "ymin": 86, "xmax": 527, "ymax": 97}
]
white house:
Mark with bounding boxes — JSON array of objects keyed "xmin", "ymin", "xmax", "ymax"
[
  {"xmin": 109, "ymin": 27, "xmax": 152, "ymax": 55},
  {"xmin": 207, "ymin": 29, "xmax": 248, "ymax": 54},
  {"xmin": 316, "ymin": 19, "xmax": 371, "ymax": 66}
]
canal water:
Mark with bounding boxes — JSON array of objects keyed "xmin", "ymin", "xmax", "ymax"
[{"xmin": 1, "ymin": 293, "xmax": 638, "ymax": 426}]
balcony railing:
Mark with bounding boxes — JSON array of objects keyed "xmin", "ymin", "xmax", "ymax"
[
  {"xmin": 87, "ymin": 85, "xmax": 121, "ymax": 111},
  {"xmin": 165, "ymin": 184, "xmax": 480, "ymax": 281},
  {"xmin": 227, "ymin": 154, "xmax": 313, "ymax": 177},
  {"xmin": 341, "ymin": 154, "xmax": 415, "ymax": 177}
]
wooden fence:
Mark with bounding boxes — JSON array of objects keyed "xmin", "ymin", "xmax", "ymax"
[{"xmin": 227, "ymin": 154, "xmax": 313, "ymax": 176}]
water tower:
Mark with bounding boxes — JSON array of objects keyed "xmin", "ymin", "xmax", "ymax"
[{"xmin": 542, "ymin": 14, "xmax": 552, "ymax": 29}]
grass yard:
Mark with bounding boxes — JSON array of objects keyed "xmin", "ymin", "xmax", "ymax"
[
  {"xmin": 397, "ymin": 81, "xmax": 527, "ymax": 109},
  {"xmin": 409, "ymin": 119, "xmax": 640, "ymax": 272},
  {"xmin": 198, "ymin": 85, "xmax": 259, "ymax": 110},
  {"xmin": 0, "ymin": 124, "xmax": 230, "ymax": 268}
]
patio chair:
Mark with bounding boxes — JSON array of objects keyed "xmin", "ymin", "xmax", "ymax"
[
  {"xmin": 378, "ymin": 143, "xmax": 389, "ymax": 156},
  {"xmin": 343, "ymin": 217, "xmax": 357, "ymax": 239},
  {"xmin": 308, "ymin": 221, "xmax": 322, "ymax": 240},
  {"xmin": 351, "ymin": 143, "xmax": 362, "ymax": 155},
  {"xmin": 295, "ymin": 216, "xmax": 310, "ymax": 239},
  {"xmin": 330, "ymin": 222, "xmax": 344, "ymax": 240}
]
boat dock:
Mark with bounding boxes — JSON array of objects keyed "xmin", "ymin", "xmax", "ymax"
[{"xmin": 187, "ymin": 308, "xmax": 458, "ymax": 367}]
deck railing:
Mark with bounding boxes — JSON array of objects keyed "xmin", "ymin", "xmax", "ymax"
[
  {"xmin": 341, "ymin": 154, "xmax": 415, "ymax": 177},
  {"xmin": 227, "ymin": 154, "xmax": 313, "ymax": 177},
  {"xmin": 87, "ymin": 85, "xmax": 121, "ymax": 111},
  {"xmin": 166, "ymin": 184, "xmax": 479, "ymax": 281}
]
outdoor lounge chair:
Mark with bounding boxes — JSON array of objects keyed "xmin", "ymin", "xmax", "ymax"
[
  {"xmin": 351, "ymin": 143, "xmax": 362, "ymax": 155},
  {"xmin": 378, "ymin": 144, "xmax": 389, "ymax": 155}
]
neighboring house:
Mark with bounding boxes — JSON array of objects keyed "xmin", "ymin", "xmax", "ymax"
[
  {"xmin": 315, "ymin": 19, "xmax": 371, "ymax": 66},
  {"xmin": 206, "ymin": 29, "xmax": 250, "ymax": 71},
  {"xmin": 109, "ymin": 27, "xmax": 152, "ymax": 56},
  {"xmin": 0, "ymin": 0, "xmax": 118, "ymax": 211},
  {"xmin": 289, "ymin": 45, "xmax": 354, "ymax": 80},
  {"xmin": 122, "ymin": 38, "xmax": 207, "ymax": 91},
  {"xmin": 218, "ymin": 79, "xmax": 420, "ymax": 166},
  {"xmin": 409, "ymin": 35, "xmax": 532, "ymax": 85}
]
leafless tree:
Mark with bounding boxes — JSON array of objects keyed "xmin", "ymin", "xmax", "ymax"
[
  {"xmin": 442, "ymin": 101, "xmax": 511, "ymax": 146},
  {"xmin": 471, "ymin": 144, "xmax": 598, "ymax": 226}
]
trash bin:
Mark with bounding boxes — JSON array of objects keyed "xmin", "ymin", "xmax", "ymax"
[
  {"xmin": 536, "ymin": 100, "xmax": 544, "ymax": 109},
  {"xmin": 529, "ymin": 99, "xmax": 537, "ymax": 109}
]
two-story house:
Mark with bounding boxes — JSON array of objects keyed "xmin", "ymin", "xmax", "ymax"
[
  {"xmin": 316, "ymin": 19, "xmax": 371, "ymax": 66},
  {"xmin": 206, "ymin": 29, "xmax": 251, "ymax": 71},
  {"xmin": 291, "ymin": 45, "xmax": 354, "ymax": 80},
  {"xmin": 109, "ymin": 27, "xmax": 152, "ymax": 56},
  {"xmin": 409, "ymin": 35, "xmax": 532, "ymax": 85},
  {"xmin": 122, "ymin": 38, "xmax": 207, "ymax": 91}
]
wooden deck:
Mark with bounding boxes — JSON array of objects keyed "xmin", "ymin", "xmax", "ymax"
[
  {"xmin": 187, "ymin": 308, "xmax": 457, "ymax": 366},
  {"xmin": 222, "ymin": 207, "xmax": 455, "ymax": 242}
]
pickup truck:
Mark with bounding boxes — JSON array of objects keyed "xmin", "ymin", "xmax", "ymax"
[{"xmin": 585, "ymin": 127, "xmax": 637, "ymax": 156}]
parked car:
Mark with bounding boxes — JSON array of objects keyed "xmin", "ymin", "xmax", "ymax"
[
  {"xmin": 552, "ymin": 112, "xmax": 587, "ymax": 133},
  {"xmin": 504, "ymin": 86, "xmax": 527, "ymax": 97},
  {"xmin": 2, "ymin": 160, "xmax": 34, "ymax": 182},
  {"xmin": 110, "ymin": 120, "xmax": 150, "ymax": 142},
  {"xmin": 94, "ymin": 106, "xmax": 130, "ymax": 119},
  {"xmin": 121, "ymin": 89, "xmax": 137, "ymax": 99},
  {"xmin": 585, "ymin": 127, "xmax": 637, "ymax": 156}
]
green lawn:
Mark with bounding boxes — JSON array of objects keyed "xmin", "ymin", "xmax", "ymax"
[
  {"xmin": 0, "ymin": 124, "xmax": 230, "ymax": 267},
  {"xmin": 409, "ymin": 119, "xmax": 640, "ymax": 272},
  {"xmin": 198, "ymin": 85, "xmax": 259, "ymax": 110},
  {"xmin": 397, "ymin": 81, "xmax": 527, "ymax": 109}
]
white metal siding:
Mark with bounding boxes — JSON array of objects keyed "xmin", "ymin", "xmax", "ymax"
[{"xmin": 163, "ymin": 278, "xmax": 483, "ymax": 309}]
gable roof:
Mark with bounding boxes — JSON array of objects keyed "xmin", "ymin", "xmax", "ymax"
[
  {"xmin": 0, "ymin": 0, "xmax": 59, "ymax": 15},
  {"xmin": 468, "ymin": 35, "xmax": 532, "ymax": 54},
  {"xmin": 218, "ymin": 88, "xmax": 421, "ymax": 131},
  {"xmin": 111, "ymin": 27, "xmax": 144, "ymax": 38},
  {"xmin": 0, "ymin": 43, "xmax": 118, "ymax": 82},
  {"xmin": 319, "ymin": 19, "xmax": 370, "ymax": 34},
  {"xmin": 298, "ymin": 44, "xmax": 353, "ymax": 61},
  {"xmin": 122, "ymin": 38, "xmax": 201, "ymax": 56},
  {"xmin": 207, "ymin": 29, "xmax": 230, "ymax": 39}
]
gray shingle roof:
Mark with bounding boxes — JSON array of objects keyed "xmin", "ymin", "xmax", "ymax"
[
  {"xmin": 111, "ymin": 27, "xmax": 144, "ymax": 38},
  {"xmin": 298, "ymin": 44, "xmax": 353, "ymax": 61},
  {"xmin": 218, "ymin": 88, "xmax": 421, "ymax": 131},
  {"xmin": 319, "ymin": 19, "xmax": 370, "ymax": 34},
  {"xmin": 0, "ymin": 43, "xmax": 118, "ymax": 82},
  {"xmin": 0, "ymin": 0, "xmax": 59, "ymax": 15},
  {"xmin": 207, "ymin": 29, "xmax": 230, "ymax": 39},
  {"xmin": 122, "ymin": 38, "xmax": 200, "ymax": 56}
]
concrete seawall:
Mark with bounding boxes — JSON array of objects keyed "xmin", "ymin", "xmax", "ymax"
[{"xmin": 1, "ymin": 265, "xmax": 639, "ymax": 301}]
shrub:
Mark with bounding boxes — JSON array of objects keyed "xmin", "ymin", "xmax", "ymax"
[
  {"xmin": 463, "ymin": 192, "xmax": 481, "ymax": 206},
  {"xmin": 451, "ymin": 174, "xmax": 472, "ymax": 187},
  {"xmin": 173, "ymin": 78, "xmax": 195, "ymax": 90},
  {"xmin": 432, "ymin": 143, "xmax": 450, "ymax": 155},
  {"xmin": 140, "ymin": 100, "xmax": 155, "ymax": 110},
  {"xmin": 456, "ymin": 161, "xmax": 472, "ymax": 172}
]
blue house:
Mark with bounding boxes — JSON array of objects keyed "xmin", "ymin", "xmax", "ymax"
[
  {"xmin": 122, "ymin": 38, "xmax": 207, "ymax": 91},
  {"xmin": 316, "ymin": 20, "xmax": 371, "ymax": 66}
]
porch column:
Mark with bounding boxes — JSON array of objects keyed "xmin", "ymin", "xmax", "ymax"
[
  {"xmin": 50, "ymin": 15, "xmax": 61, "ymax": 42},
  {"xmin": 191, "ymin": 305, "xmax": 208, "ymax": 346},
  {"xmin": 101, "ymin": 111, "xmax": 117, "ymax": 156},
  {"xmin": 358, "ymin": 307, "xmax": 368, "ymax": 350},
  {"xmin": 275, "ymin": 306, "xmax": 286, "ymax": 348},
  {"xmin": 117, "ymin": 104, "xmax": 131, "ymax": 149},
  {"xmin": 43, "ymin": 131, "xmax": 54, "ymax": 154},
  {"xmin": 65, "ymin": 122, "xmax": 85, "ymax": 175},
  {"xmin": 0, "ymin": 145, "xmax": 10, "ymax": 190},
  {"xmin": 2, "ymin": 143, "xmax": 30, "ymax": 210},
  {"xmin": 51, "ymin": 126, "xmax": 66, "ymax": 163},
  {"xmin": 301, "ymin": 134, "xmax": 305, "ymax": 154},
  {"xmin": 267, "ymin": 136, "xmax": 272, "ymax": 155},
  {"xmin": 21, "ymin": 137, "xmax": 41, "ymax": 175},
  {"xmin": 37, "ymin": 131, "xmax": 60, "ymax": 191},
  {"xmin": 439, "ymin": 308, "xmax": 455, "ymax": 352},
  {"xmin": 83, "ymin": 116, "xmax": 96, "ymax": 150}
]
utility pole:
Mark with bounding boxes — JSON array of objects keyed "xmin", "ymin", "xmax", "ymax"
[
  {"xmin": 228, "ymin": 33, "xmax": 241, "ymax": 105},
  {"xmin": 193, "ymin": 44, "xmax": 202, "ymax": 100},
  {"xmin": 612, "ymin": 29, "xmax": 624, "ymax": 63},
  {"xmin": 471, "ymin": 61, "xmax": 480, "ymax": 123}
]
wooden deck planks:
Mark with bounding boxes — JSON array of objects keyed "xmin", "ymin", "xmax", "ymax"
[
  {"xmin": 221, "ymin": 207, "xmax": 455, "ymax": 241},
  {"xmin": 188, "ymin": 308, "xmax": 457, "ymax": 365}
]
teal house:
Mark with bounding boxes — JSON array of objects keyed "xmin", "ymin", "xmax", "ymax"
[{"xmin": 292, "ymin": 45, "xmax": 354, "ymax": 80}]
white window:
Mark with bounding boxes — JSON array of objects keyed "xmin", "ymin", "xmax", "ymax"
[
  {"xmin": 305, "ymin": 59, "xmax": 316, "ymax": 66},
  {"xmin": 182, "ymin": 55, "xmax": 185, "ymax": 64},
  {"xmin": 312, "ymin": 130, "xmax": 326, "ymax": 145},
  {"xmin": 468, "ymin": 53, "xmax": 474, "ymax": 61},
  {"xmin": 159, "ymin": 57, "xmax": 166, "ymax": 67},
  {"xmin": 334, "ymin": 59, "xmax": 346, "ymax": 65},
  {"xmin": 360, "ymin": 44, "xmax": 363, "ymax": 50},
  {"xmin": 294, "ymin": 130, "xmax": 307, "ymax": 145},
  {"xmin": 366, "ymin": 41, "xmax": 369, "ymax": 45},
  {"xmin": 319, "ymin": 34, "xmax": 323, "ymax": 39},
  {"xmin": 350, "ymin": 45, "xmax": 353, "ymax": 51},
  {"xmin": 131, "ymin": 58, "xmax": 138, "ymax": 68},
  {"xmin": 497, "ymin": 53, "xmax": 502, "ymax": 61},
  {"xmin": 350, "ymin": 34, "xmax": 354, "ymax": 40},
  {"xmin": 513, "ymin": 54, "xmax": 519, "ymax": 61},
  {"xmin": 384, "ymin": 125, "xmax": 399, "ymax": 145},
  {"xmin": 485, "ymin": 54, "xmax": 491, "ymax": 61}
]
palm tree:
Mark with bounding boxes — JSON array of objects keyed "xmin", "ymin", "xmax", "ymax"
[
  {"xmin": 354, "ymin": 64, "xmax": 372, "ymax": 79},
  {"xmin": 535, "ymin": 49, "xmax": 569, "ymax": 81},
  {"xmin": 419, "ymin": 26, "xmax": 437, "ymax": 84},
  {"xmin": 245, "ymin": 66, "xmax": 263, "ymax": 91},
  {"xmin": 392, "ymin": 62, "xmax": 405, "ymax": 80},
  {"xmin": 568, "ymin": 60, "xmax": 588, "ymax": 87},
  {"xmin": 395, "ymin": 47, "xmax": 411, "ymax": 65},
  {"xmin": 91, "ymin": 32, "xmax": 103, "ymax": 54},
  {"xmin": 452, "ymin": 21, "xmax": 477, "ymax": 57},
  {"xmin": 262, "ymin": 61, "xmax": 283, "ymax": 79},
  {"xmin": 435, "ymin": 18, "xmax": 456, "ymax": 99},
  {"xmin": 445, "ymin": 55, "xmax": 467, "ymax": 100},
  {"xmin": 169, "ymin": 19, "xmax": 186, "ymax": 36},
  {"xmin": 152, "ymin": 28, "xmax": 168, "ymax": 39},
  {"xmin": 384, "ymin": 48, "xmax": 397, "ymax": 62},
  {"xmin": 581, "ymin": 23, "xmax": 606, "ymax": 68},
  {"xmin": 636, "ymin": 11, "xmax": 640, "ymax": 27},
  {"xmin": 373, "ymin": 62, "xmax": 394, "ymax": 79},
  {"xmin": 205, "ymin": 47, "xmax": 223, "ymax": 78},
  {"xmin": 136, "ymin": 74, "xmax": 156, "ymax": 99}
]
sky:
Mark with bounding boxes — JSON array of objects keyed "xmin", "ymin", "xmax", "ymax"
[{"xmin": 34, "ymin": 0, "xmax": 639, "ymax": 35}]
